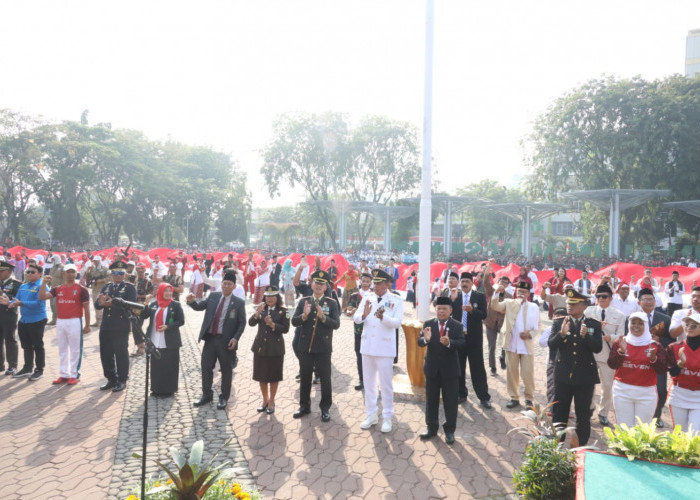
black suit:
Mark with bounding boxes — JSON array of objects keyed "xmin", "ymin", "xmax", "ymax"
[
  {"xmin": 95, "ymin": 281, "xmax": 138, "ymax": 383},
  {"xmin": 139, "ymin": 300, "xmax": 185, "ymax": 394},
  {"xmin": 447, "ymin": 289, "xmax": 490, "ymax": 402},
  {"xmin": 291, "ymin": 294, "xmax": 340, "ymax": 412},
  {"xmin": 418, "ymin": 317, "xmax": 466, "ymax": 433},
  {"xmin": 188, "ymin": 292, "xmax": 246, "ymax": 400},
  {"xmin": 549, "ymin": 315, "xmax": 603, "ymax": 446},
  {"xmin": 646, "ymin": 310, "xmax": 672, "ymax": 420}
]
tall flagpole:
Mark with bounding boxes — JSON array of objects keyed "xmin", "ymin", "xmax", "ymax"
[{"xmin": 417, "ymin": 0, "xmax": 434, "ymax": 321}]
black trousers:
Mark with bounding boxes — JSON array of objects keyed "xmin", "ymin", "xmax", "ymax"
[
  {"xmin": 425, "ymin": 373, "xmax": 459, "ymax": 433},
  {"xmin": 201, "ymin": 335, "xmax": 234, "ymax": 399},
  {"xmin": 99, "ymin": 329, "xmax": 130, "ymax": 382},
  {"xmin": 354, "ymin": 333, "xmax": 363, "ymax": 384},
  {"xmin": 552, "ymin": 382, "xmax": 596, "ymax": 446},
  {"xmin": 666, "ymin": 303, "xmax": 683, "ymax": 318},
  {"xmin": 298, "ymin": 351, "xmax": 332, "ymax": 411},
  {"xmin": 17, "ymin": 319, "xmax": 46, "ymax": 371},
  {"xmin": 0, "ymin": 315, "xmax": 19, "ymax": 370},
  {"xmin": 654, "ymin": 371, "xmax": 668, "ymax": 420},
  {"xmin": 458, "ymin": 340, "xmax": 491, "ymax": 402}
]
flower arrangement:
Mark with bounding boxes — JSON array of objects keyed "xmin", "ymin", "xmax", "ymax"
[{"xmin": 125, "ymin": 478, "xmax": 259, "ymax": 499}]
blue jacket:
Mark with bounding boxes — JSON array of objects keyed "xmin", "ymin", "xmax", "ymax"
[{"xmin": 16, "ymin": 281, "xmax": 49, "ymax": 323}]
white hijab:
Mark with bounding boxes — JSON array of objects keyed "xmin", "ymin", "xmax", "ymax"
[{"xmin": 626, "ymin": 311, "xmax": 653, "ymax": 347}]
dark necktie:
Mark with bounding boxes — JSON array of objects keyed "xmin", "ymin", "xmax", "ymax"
[
  {"xmin": 377, "ymin": 296, "xmax": 383, "ymax": 303},
  {"xmin": 648, "ymin": 313, "xmax": 653, "ymax": 326},
  {"xmin": 601, "ymin": 309, "xmax": 606, "ymax": 321},
  {"xmin": 212, "ymin": 297, "xmax": 225, "ymax": 334}
]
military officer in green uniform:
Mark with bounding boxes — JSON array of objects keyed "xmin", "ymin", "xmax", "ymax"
[
  {"xmin": 0, "ymin": 261, "xmax": 22, "ymax": 375},
  {"xmin": 95, "ymin": 261, "xmax": 138, "ymax": 392},
  {"xmin": 548, "ymin": 288, "xmax": 603, "ymax": 446},
  {"xmin": 291, "ymin": 270, "xmax": 340, "ymax": 422}
]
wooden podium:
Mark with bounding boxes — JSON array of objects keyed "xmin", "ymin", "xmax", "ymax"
[{"xmin": 393, "ymin": 320, "xmax": 427, "ymax": 401}]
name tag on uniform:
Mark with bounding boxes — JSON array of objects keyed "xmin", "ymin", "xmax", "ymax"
[{"xmin": 228, "ymin": 310, "xmax": 236, "ymax": 319}]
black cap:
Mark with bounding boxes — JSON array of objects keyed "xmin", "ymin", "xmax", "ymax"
[
  {"xmin": 109, "ymin": 261, "xmax": 128, "ymax": 270},
  {"xmin": 516, "ymin": 281, "xmax": 531, "ymax": 291},
  {"xmin": 0, "ymin": 261, "xmax": 14, "ymax": 271},
  {"xmin": 448, "ymin": 272, "xmax": 459, "ymax": 280},
  {"xmin": 565, "ymin": 288, "xmax": 589, "ymax": 304},
  {"xmin": 435, "ymin": 296, "xmax": 452, "ymax": 306},
  {"xmin": 637, "ymin": 287, "xmax": 654, "ymax": 299},
  {"xmin": 596, "ymin": 284, "xmax": 613, "ymax": 295},
  {"xmin": 460, "ymin": 272, "xmax": 473, "ymax": 281},
  {"xmin": 371, "ymin": 269, "xmax": 392, "ymax": 283},
  {"xmin": 222, "ymin": 270, "xmax": 237, "ymax": 283},
  {"xmin": 672, "ymin": 270, "xmax": 679, "ymax": 275},
  {"xmin": 310, "ymin": 270, "xmax": 330, "ymax": 284}
]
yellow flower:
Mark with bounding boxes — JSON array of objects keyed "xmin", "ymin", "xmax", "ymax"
[
  {"xmin": 154, "ymin": 481, "xmax": 161, "ymax": 487},
  {"xmin": 125, "ymin": 496, "xmax": 139, "ymax": 500},
  {"xmin": 232, "ymin": 484, "xmax": 242, "ymax": 494},
  {"xmin": 235, "ymin": 493, "xmax": 245, "ymax": 499},
  {"xmin": 166, "ymin": 478, "xmax": 173, "ymax": 485}
]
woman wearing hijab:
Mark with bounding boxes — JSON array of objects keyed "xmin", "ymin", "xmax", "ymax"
[
  {"xmin": 667, "ymin": 312, "xmax": 700, "ymax": 434},
  {"xmin": 280, "ymin": 259, "xmax": 296, "ymax": 307},
  {"xmin": 140, "ymin": 283, "xmax": 185, "ymax": 397},
  {"xmin": 607, "ymin": 311, "xmax": 669, "ymax": 427},
  {"xmin": 249, "ymin": 285, "xmax": 290, "ymax": 414}
]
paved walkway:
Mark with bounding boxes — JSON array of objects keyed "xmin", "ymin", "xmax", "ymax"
[{"xmin": 0, "ymin": 297, "xmax": 660, "ymax": 499}]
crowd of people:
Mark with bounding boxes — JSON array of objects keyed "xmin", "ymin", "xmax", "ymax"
[{"xmin": 2, "ymin": 247, "xmax": 700, "ymax": 447}]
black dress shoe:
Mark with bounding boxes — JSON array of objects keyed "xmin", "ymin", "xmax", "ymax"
[
  {"xmin": 445, "ymin": 432, "xmax": 455, "ymax": 445},
  {"xmin": 100, "ymin": 380, "xmax": 116, "ymax": 391},
  {"xmin": 490, "ymin": 368, "xmax": 497, "ymax": 376},
  {"xmin": 656, "ymin": 419, "xmax": 665, "ymax": 428},
  {"xmin": 257, "ymin": 403, "xmax": 268, "ymax": 413},
  {"xmin": 506, "ymin": 400, "xmax": 520, "ymax": 409},
  {"xmin": 193, "ymin": 395, "xmax": 213, "ymax": 407},
  {"xmin": 499, "ymin": 357, "xmax": 506, "ymax": 370},
  {"xmin": 354, "ymin": 384, "xmax": 364, "ymax": 391},
  {"xmin": 293, "ymin": 407, "xmax": 310, "ymax": 419},
  {"xmin": 458, "ymin": 395, "xmax": 468, "ymax": 404},
  {"xmin": 217, "ymin": 396, "xmax": 228, "ymax": 410},
  {"xmin": 266, "ymin": 405, "xmax": 275, "ymax": 415},
  {"xmin": 525, "ymin": 400, "xmax": 534, "ymax": 408},
  {"xmin": 112, "ymin": 382, "xmax": 126, "ymax": 392},
  {"xmin": 321, "ymin": 410, "xmax": 331, "ymax": 422},
  {"xmin": 480, "ymin": 400, "xmax": 493, "ymax": 410},
  {"xmin": 419, "ymin": 429, "xmax": 437, "ymax": 440}
]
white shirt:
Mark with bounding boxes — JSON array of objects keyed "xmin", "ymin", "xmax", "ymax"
[
  {"xmin": 150, "ymin": 306, "xmax": 168, "ymax": 348},
  {"xmin": 612, "ymin": 295, "xmax": 640, "ymax": 317},
  {"xmin": 665, "ymin": 280, "xmax": 685, "ymax": 305}
]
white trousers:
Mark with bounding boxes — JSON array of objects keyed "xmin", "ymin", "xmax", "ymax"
[
  {"xmin": 594, "ymin": 361, "xmax": 616, "ymax": 417},
  {"xmin": 612, "ymin": 380, "xmax": 656, "ymax": 427},
  {"xmin": 56, "ymin": 318, "xmax": 83, "ymax": 379},
  {"xmin": 362, "ymin": 354, "xmax": 394, "ymax": 419},
  {"xmin": 670, "ymin": 406, "xmax": 700, "ymax": 436}
]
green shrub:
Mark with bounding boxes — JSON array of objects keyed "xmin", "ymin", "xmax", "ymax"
[
  {"xmin": 604, "ymin": 418, "xmax": 700, "ymax": 466},
  {"xmin": 512, "ymin": 437, "xmax": 577, "ymax": 500}
]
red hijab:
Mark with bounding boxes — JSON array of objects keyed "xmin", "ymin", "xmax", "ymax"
[{"xmin": 155, "ymin": 283, "xmax": 173, "ymax": 331}]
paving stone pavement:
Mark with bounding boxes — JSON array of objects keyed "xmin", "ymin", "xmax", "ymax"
[{"xmin": 0, "ymin": 297, "xmax": 673, "ymax": 499}]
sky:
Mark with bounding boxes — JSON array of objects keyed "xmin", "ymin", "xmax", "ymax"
[{"xmin": 1, "ymin": 1, "xmax": 698, "ymax": 209}]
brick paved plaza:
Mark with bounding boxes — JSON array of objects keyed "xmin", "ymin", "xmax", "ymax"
[{"xmin": 0, "ymin": 297, "xmax": 633, "ymax": 499}]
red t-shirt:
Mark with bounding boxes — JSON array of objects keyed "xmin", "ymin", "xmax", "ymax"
[
  {"xmin": 670, "ymin": 342, "xmax": 700, "ymax": 391},
  {"xmin": 614, "ymin": 343, "xmax": 658, "ymax": 387},
  {"xmin": 50, "ymin": 284, "xmax": 90, "ymax": 319}
]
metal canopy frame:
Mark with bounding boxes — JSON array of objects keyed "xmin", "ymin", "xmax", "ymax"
[
  {"xmin": 560, "ymin": 189, "xmax": 671, "ymax": 257},
  {"xmin": 305, "ymin": 200, "xmax": 417, "ymax": 250},
  {"xmin": 482, "ymin": 202, "xmax": 568, "ymax": 259},
  {"xmin": 399, "ymin": 195, "xmax": 487, "ymax": 259},
  {"xmin": 663, "ymin": 200, "xmax": 700, "ymax": 219}
]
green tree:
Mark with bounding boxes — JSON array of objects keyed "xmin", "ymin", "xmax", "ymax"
[
  {"xmin": 456, "ymin": 180, "xmax": 525, "ymax": 244},
  {"xmin": 526, "ymin": 75, "xmax": 700, "ymax": 253}
]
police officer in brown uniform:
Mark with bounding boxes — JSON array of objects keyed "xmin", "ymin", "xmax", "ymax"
[{"xmin": 84, "ymin": 256, "xmax": 110, "ymax": 326}]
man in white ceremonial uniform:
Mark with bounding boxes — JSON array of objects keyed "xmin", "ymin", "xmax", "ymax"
[
  {"xmin": 585, "ymin": 283, "xmax": 626, "ymax": 427},
  {"xmin": 354, "ymin": 269, "xmax": 404, "ymax": 433}
]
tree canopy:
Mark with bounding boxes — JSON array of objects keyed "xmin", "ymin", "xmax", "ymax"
[
  {"xmin": 525, "ymin": 74, "xmax": 700, "ymax": 252},
  {"xmin": 0, "ymin": 109, "xmax": 250, "ymax": 248}
]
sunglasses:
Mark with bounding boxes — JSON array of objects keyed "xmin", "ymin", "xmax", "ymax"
[
  {"xmin": 595, "ymin": 295, "xmax": 611, "ymax": 299},
  {"xmin": 24, "ymin": 270, "xmax": 37, "ymax": 274},
  {"xmin": 685, "ymin": 324, "xmax": 699, "ymax": 330},
  {"xmin": 112, "ymin": 271, "xmax": 126, "ymax": 276}
]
